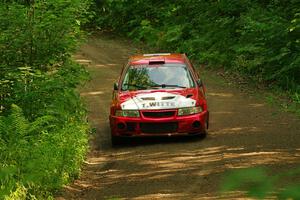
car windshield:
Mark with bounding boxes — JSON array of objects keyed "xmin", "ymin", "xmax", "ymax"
[{"xmin": 121, "ymin": 64, "xmax": 195, "ymax": 91}]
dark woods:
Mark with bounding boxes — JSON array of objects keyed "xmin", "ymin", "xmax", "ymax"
[{"xmin": 91, "ymin": 0, "xmax": 300, "ymax": 98}]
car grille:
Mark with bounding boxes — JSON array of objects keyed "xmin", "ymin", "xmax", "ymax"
[
  {"xmin": 140, "ymin": 122, "xmax": 178, "ymax": 134},
  {"xmin": 142, "ymin": 111, "xmax": 175, "ymax": 118}
]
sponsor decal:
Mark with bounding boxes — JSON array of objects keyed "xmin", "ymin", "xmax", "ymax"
[
  {"xmin": 121, "ymin": 92, "xmax": 196, "ymax": 110},
  {"xmin": 142, "ymin": 101, "xmax": 176, "ymax": 109}
]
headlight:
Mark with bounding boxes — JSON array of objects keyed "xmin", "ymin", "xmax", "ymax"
[
  {"xmin": 115, "ymin": 110, "xmax": 140, "ymax": 117},
  {"xmin": 178, "ymin": 106, "xmax": 202, "ymax": 116}
]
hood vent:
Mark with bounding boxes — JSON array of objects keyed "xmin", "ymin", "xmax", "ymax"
[
  {"xmin": 161, "ymin": 96, "xmax": 175, "ymax": 100},
  {"xmin": 140, "ymin": 96, "xmax": 176, "ymax": 101},
  {"xmin": 141, "ymin": 97, "xmax": 155, "ymax": 101},
  {"xmin": 149, "ymin": 59, "xmax": 165, "ymax": 65}
]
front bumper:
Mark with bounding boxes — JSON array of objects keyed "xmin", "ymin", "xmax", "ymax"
[{"xmin": 109, "ymin": 110, "xmax": 209, "ymax": 137}]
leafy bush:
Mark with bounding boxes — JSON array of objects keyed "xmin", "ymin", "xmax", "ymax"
[
  {"xmin": 0, "ymin": 63, "xmax": 89, "ymax": 199},
  {"xmin": 222, "ymin": 167, "xmax": 300, "ymax": 199},
  {"xmin": 0, "ymin": 0, "xmax": 91, "ymax": 112},
  {"xmin": 0, "ymin": 0, "xmax": 89, "ymax": 70},
  {"xmin": 0, "ymin": 0, "xmax": 91, "ymax": 199}
]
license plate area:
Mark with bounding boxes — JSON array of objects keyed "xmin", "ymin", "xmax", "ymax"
[{"xmin": 140, "ymin": 122, "xmax": 178, "ymax": 134}]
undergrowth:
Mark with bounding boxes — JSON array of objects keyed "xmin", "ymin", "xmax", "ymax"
[
  {"xmin": 0, "ymin": 1, "xmax": 92, "ymax": 198},
  {"xmin": 0, "ymin": 63, "xmax": 90, "ymax": 199}
]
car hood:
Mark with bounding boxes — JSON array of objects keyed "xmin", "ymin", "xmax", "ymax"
[{"xmin": 119, "ymin": 88, "xmax": 199, "ymax": 110}]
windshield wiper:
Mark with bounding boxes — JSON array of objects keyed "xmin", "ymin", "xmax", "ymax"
[
  {"xmin": 122, "ymin": 83, "xmax": 148, "ymax": 90},
  {"xmin": 150, "ymin": 84, "xmax": 186, "ymax": 89}
]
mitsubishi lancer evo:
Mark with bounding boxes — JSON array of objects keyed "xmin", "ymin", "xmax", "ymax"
[{"xmin": 109, "ymin": 53, "xmax": 209, "ymax": 145}]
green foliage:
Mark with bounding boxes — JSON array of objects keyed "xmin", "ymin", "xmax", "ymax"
[
  {"xmin": 0, "ymin": 64, "xmax": 89, "ymax": 199},
  {"xmin": 222, "ymin": 167, "xmax": 300, "ymax": 199},
  {"xmin": 0, "ymin": 0, "xmax": 92, "ymax": 199},
  {"xmin": 221, "ymin": 168, "xmax": 273, "ymax": 199},
  {"xmin": 0, "ymin": 0, "xmax": 92, "ymax": 112},
  {"xmin": 0, "ymin": 0, "xmax": 90, "ymax": 69},
  {"xmin": 91, "ymin": 0, "xmax": 300, "ymax": 95}
]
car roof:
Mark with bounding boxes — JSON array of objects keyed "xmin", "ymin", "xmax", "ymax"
[{"xmin": 129, "ymin": 53, "xmax": 186, "ymax": 65}]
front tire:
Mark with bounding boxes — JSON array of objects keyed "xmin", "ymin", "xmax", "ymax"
[{"xmin": 200, "ymin": 120, "xmax": 208, "ymax": 139}]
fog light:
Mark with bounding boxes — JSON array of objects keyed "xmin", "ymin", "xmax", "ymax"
[
  {"xmin": 117, "ymin": 123, "xmax": 126, "ymax": 130},
  {"xmin": 192, "ymin": 121, "xmax": 201, "ymax": 128}
]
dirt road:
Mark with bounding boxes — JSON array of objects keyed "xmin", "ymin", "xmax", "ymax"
[{"xmin": 57, "ymin": 35, "xmax": 300, "ymax": 200}]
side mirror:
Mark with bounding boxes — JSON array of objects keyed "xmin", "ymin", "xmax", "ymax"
[
  {"xmin": 113, "ymin": 82, "xmax": 118, "ymax": 90},
  {"xmin": 197, "ymin": 79, "xmax": 203, "ymax": 87}
]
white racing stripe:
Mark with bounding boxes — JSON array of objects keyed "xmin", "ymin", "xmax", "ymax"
[{"xmin": 121, "ymin": 92, "xmax": 196, "ymax": 110}]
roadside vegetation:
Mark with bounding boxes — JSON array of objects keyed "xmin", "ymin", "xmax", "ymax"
[
  {"xmin": 222, "ymin": 167, "xmax": 300, "ymax": 199},
  {"xmin": 90, "ymin": 0, "xmax": 300, "ymax": 113},
  {"xmin": 0, "ymin": 0, "xmax": 91, "ymax": 199}
]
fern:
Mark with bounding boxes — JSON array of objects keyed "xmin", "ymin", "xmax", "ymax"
[
  {"xmin": 27, "ymin": 115, "xmax": 56, "ymax": 135},
  {"xmin": 0, "ymin": 116, "xmax": 5, "ymax": 135},
  {"xmin": 0, "ymin": 99, "xmax": 88, "ymax": 199},
  {"xmin": 0, "ymin": 105, "xmax": 28, "ymax": 144},
  {"xmin": 8, "ymin": 104, "xmax": 29, "ymax": 137}
]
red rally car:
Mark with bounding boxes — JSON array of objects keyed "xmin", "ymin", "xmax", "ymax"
[{"xmin": 109, "ymin": 53, "xmax": 209, "ymax": 145}]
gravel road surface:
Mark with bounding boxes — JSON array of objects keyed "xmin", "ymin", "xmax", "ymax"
[{"xmin": 57, "ymin": 35, "xmax": 300, "ymax": 200}]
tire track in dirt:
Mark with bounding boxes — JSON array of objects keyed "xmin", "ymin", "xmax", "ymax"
[{"xmin": 57, "ymin": 34, "xmax": 300, "ymax": 200}]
